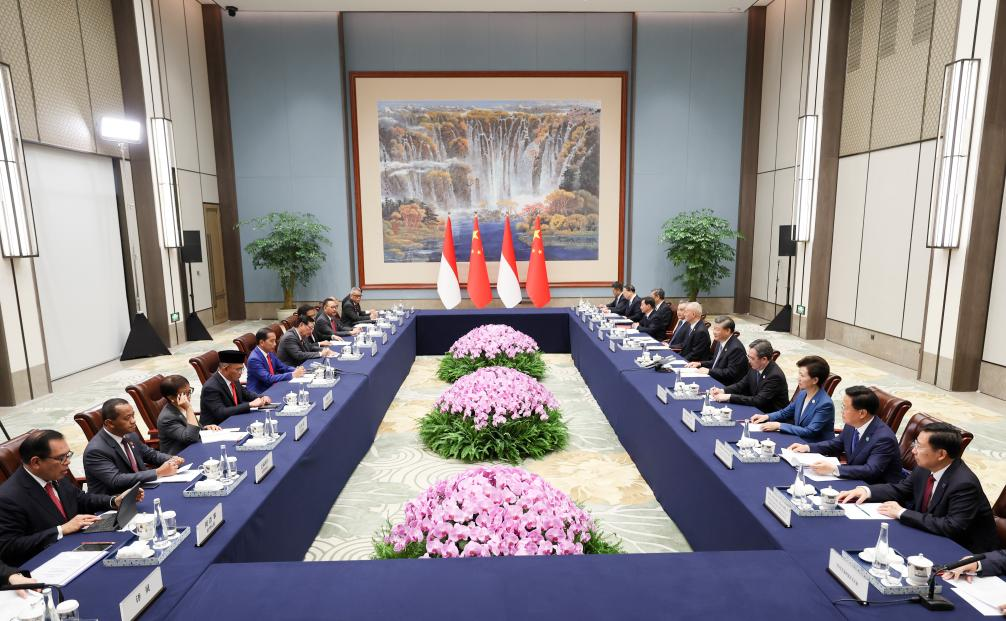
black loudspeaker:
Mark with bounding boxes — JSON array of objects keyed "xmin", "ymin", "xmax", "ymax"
[
  {"xmin": 181, "ymin": 230, "xmax": 202, "ymax": 264},
  {"xmin": 120, "ymin": 313, "xmax": 171, "ymax": 360},
  {"xmin": 778, "ymin": 225, "xmax": 797, "ymax": 257}
]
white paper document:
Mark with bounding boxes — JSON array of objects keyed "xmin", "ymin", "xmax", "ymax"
[
  {"xmin": 289, "ymin": 375, "xmax": 314, "ymax": 384},
  {"xmin": 780, "ymin": 449, "xmax": 841, "ymax": 468},
  {"xmin": 678, "ymin": 369, "xmax": 707, "ymax": 378},
  {"xmin": 31, "ymin": 550, "xmax": 106, "ymax": 586},
  {"xmin": 156, "ymin": 467, "xmax": 202, "ymax": 483},
  {"xmin": 839, "ymin": 503, "xmax": 893, "ymax": 520},
  {"xmin": 1, "ymin": 590, "xmax": 43, "ymax": 621},
  {"xmin": 199, "ymin": 428, "xmax": 247, "ymax": 443},
  {"xmin": 747, "ymin": 423, "xmax": 765, "ymax": 432},
  {"xmin": 950, "ymin": 576, "xmax": 1006, "ymax": 616},
  {"xmin": 805, "ymin": 471, "xmax": 842, "ymax": 482}
]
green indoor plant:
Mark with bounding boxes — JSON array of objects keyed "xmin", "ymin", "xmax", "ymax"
[
  {"xmin": 659, "ymin": 209, "xmax": 741, "ymax": 301},
  {"xmin": 239, "ymin": 212, "xmax": 331, "ymax": 311}
]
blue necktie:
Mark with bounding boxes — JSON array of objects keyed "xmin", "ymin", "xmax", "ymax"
[{"xmin": 850, "ymin": 429, "xmax": 858, "ymax": 456}]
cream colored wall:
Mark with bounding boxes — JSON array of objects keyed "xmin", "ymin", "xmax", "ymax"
[{"xmin": 982, "ymin": 184, "xmax": 1006, "ymax": 368}]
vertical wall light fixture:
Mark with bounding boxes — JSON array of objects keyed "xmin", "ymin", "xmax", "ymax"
[
  {"xmin": 0, "ymin": 63, "xmax": 37, "ymax": 258},
  {"xmin": 150, "ymin": 117, "xmax": 181, "ymax": 248},
  {"xmin": 791, "ymin": 114, "xmax": 819, "ymax": 243},
  {"xmin": 927, "ymin": 58, "xmax": 980, "ymax": 249}
]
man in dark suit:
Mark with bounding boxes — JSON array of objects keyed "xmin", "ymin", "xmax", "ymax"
[
  {"xmin": 0, "ymin": 430, "xmax": 141, "ymax": 566},
  {"xmin": 679, "ymin": 302, "xmax": 711, "ymax": 362},
  {"xmin": 634, "ymin": 297, "xmax": 670, "ymax": 341},
  {"xmin": 667, "ymin": 300, "xmax": 690, "ymax": 347},
  {"xmin": 199, "ymin": 350, "xmax": 271, "ymax": 426},
  {"xmin": 649, "ymin": 288, "xmax": 674, "ymax": 326},
  {"xmin": 598, "ymin": 281, "xmax": 627, "ymax": 314},
  {"xmin": 247, "ymin": 328, "xmax": 304, "ymax": 394},
  {"xmin": 621, "ymin": 285, "xmax": 643, "ymax": 322},
  {"xmin": 83, "ymin": 398, "xmax": 183, "ymax": 495},
  {"xmin": 342, "ymin": 287, "xmax": 377, "ymax": 325},
  {"xmin": 278, "ymin": 316, "xmax": 336, "ymax": 366},
  {"xmin": 786, "ymin": 385, "xmax": 902, "ymax": 484},
  {"xmin": 711, "ymin": 339, "xmax": 789, "ymax": 412},
  {"xmin": 839, "ymin": 422, "xmax": 998, "ymax": 553},
  {"xmin": 945, "ymin": 549, "xmax": 1006, "ymax": 581},
  {"xmin": 315, "ymin": 297, "xmax": 360, "ymax": 343},
  {"xmin": 686, "ymin": 316, "xmax": 748, "ymax": 384}
]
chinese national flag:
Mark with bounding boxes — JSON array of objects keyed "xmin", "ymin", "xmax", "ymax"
[
  {"xmin": 526, "ymin": 216, "xmax": 551, "ymax": 307},
  {"xmin": 467, "ymin": 216, "xmax": 492, "ymax": 308}
]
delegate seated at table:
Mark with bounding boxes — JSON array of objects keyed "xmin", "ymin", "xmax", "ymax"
[
  {"xmin": 749, "ymin": 355, "xmax": 834, "ymax": 443},
  {"xmin": 247, "ymin": 327, "xmax": 304, "ymax": 394},
  {"xmin": 342, "ymin": 287, "xmax": 378, "ymax": 325},
  {"xmin": 620, "ymin": 285, "xmax": 643, "ymax": 322},
  {"xmin": 710, "ymin": 339, "xmax": 789, "ymax": 412},
  {"xmin": 685, "ymin": 316, "xmax": 749, "ymax": 385},
  {"xmin": 199, "ymin": 350, "xmax": 271, "ymax": 426},
  {"xmin": 837, "ymin": 422, "xmax": 998, "ymax": 554},
  {"xmin": 315, "ymin": 297, "xmax": 362, "ymax": 342},
  {"xmin": 83, "ymin": 398, "xmax": 183, "ymax": 495},
  {"xmin": 0, "ymin": 431, "xmax": 142, "ymax": 566},
  {"xmin": 634, "ymin": 297, "xmax": 670, "ymax": 341},
  {"xmin": 157, "ymin": 374, "xmax": 221, "ymax": 455},
  {"xmin": 786, "ymin": 385, "xmax": 902, "ymax": 484},
  {"xmin": 667, "ymin": 300, "xmax": 690, "ymax": 347},
  {"xmin": 278, "ymin": 316, "xmax": 336, "ymax": 367},
  {"xmin": 596, "ymin": 281, "xmax": 627, "ymax": 315}
]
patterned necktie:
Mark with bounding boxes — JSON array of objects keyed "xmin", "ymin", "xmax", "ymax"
[
  {"xmin": 122, "ymin": 438, "xmax": 139, "ymax": 472},
  {"xmin": 44, "ymin": 482, "xmax": 67, "ymax": 519}
]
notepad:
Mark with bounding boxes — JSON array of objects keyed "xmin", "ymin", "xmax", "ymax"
[
  {"xmin": 31, "ymin": 550, "xmax": 106, "ymax": 586},
  {"xmin": 951, "ymin": 576, "xmax": 1006, "ymax": 616},
  {"xmin": 780, "ymin": 449, "xmax": 840, "ymax": 469},
  {"xmin": 199, "ymin": 428, "xmax": 247, "ymax": 443},
  {"xmin": 839, "ymin": 502, "xmax": 893, "ymax": 520}
]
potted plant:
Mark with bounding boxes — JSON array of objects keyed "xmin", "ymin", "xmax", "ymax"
[
  {"xmin": 659, "ymin": 209, "xmax": 741, "ymax": 301},
  {"xmin": 239, "ymin": 212, "xmax": 331, "ymax": 319}
]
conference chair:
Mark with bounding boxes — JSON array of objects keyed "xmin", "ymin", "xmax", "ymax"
[
  {"xmin": 993, "ymin": 482, "xmax": 1006, "ymax": 548},
  {"xmin": 791, "ymin": 374, "xmax": 842, "ymax": 403},
  {"xmin": 125, "ymin": 376, "xmax": 166, "ymax": 449},
  {"xmin": 897, "ymin": 412, "xmax": 973, "ymax": 472},
  {"xmin": 73, "ymin": 409, "xmax": 103, "ymax": 441},
  {"xmin": 869, "ymin": 386, "xmax": 912, "ymax": 434},
  {"xmin": 233, "ymin": 333, "xmax": 257, "ymax": 356},
  {"xmin": 268, "ymin": 323, "xmax": 284, "ymax": 341},
  {"xmin": 189, "ymin": 350, "xmax": 220, "ymax": 385},
  {"xmin": 771, "ymin": 350, "xmax": 781, "ymax": 362},
  {"xmin": 280, "ymin": 314, "xmax": 298, "ymax": 331},
  {"xmin": 0, "ymin": 430, "xmax": 84, "ymax": 489}
]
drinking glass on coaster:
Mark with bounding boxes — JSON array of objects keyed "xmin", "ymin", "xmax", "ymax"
[
  {"xmin": 298, "ymin": 388, "xmax": 309, "ymax": 406},
  {"xmin": 160, "ymin": 510, "xmax": 178, "ymax": 540}
]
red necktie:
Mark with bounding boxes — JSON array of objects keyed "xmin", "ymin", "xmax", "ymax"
[
  {"xmin": 265, "ymin": 352, "xmax": 274, "ymax": 375},
  {"xmin": 230, "ymin": 381, "xmax": 239, "ymax": 405},
  {"xmin": 919, "ymin": 475, "xmax": 936, "ymax": 512},
  {"xmin": 122, "ymin": 438, "xmax": 139, "ymax": 472},
  {"xmin": 44, "ymin": 482, "xmax": 67, "ymax": 520}
]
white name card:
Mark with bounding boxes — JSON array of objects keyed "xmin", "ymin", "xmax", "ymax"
[
  {"xmin": 195, "ymin": 503, "xmax": 224, "ymax": 547},
  {"xmin": 254, "ymin": 451, "xmax": 274, "ymax": 484},
  {"xmin": 119, "ymin": 567, "xmax": 164, "ymax": 621},
  {"xmin": 681, "ymin": 407, "xmax": 697, "ymax": 432},
  {"xmin": 370, "ymin": 341, "xmax": 378, "ymax": 356},
  {"xmin": 656, "ymin": 384, "xmax": 668, "ymax": 404},
  {"xmin": 828, "ymin": 548, "xmax": 869, "ymax": 602},
  {"xmin": 714, "ymin": 439, "xmax": 734, "ymax": 470},
  {"xmin": 764, "ymin": 487, "xmax": 793, "ymax": 527},
  {"xmin": 597, "ymin": 327, "xmax": 605, "ymax": 340},
  {"xmin": 322, "ymin": 390, "xmax": 333, "ymax": 410},
  {"xmin": 294, "ymin": 416, "xmax": 309, "ymax": 441},
  {"xmin": 608, "ymin": 338, "xmax": 616, "ymax": 352},
  {"xmin": 391, "ymin": 323, "xmax": 397, "ymax": 335},
  {"xmin": 382, "ymin": 332, "xmax": 388, "ymax": 344}
]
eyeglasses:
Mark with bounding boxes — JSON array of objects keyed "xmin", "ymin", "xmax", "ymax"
[{"xmin": 44, "ymin": 451, "xmax": 74, "ymax": 464}]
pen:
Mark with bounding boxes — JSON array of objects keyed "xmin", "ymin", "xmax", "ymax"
[{"xmin": 858, "ymin": 505, "xmax": 870, "ymax": 517}]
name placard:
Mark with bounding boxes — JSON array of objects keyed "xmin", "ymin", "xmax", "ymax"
[
  {"xmin": 714, "ymin": 439, "xmax": 734, "ymax": 470},
  {"xmin": 322, "ymin": 390, "xmax": 333, "ymax": 410},
  {"xmin": 391, "ymin": 323, "xmax": 397, "ymax": 335},
  {"xmin": 294, "ymin": 416, "xmax": 309, "ymax": 441},
  {"xmin": 656, "ymin": 384, "xmax": 668, "ymax": 404},
  {"xmin": 828, "ymin": 548, "xmax": 869, "ymax": 602},
  {"xmin": 382, "ymin": 332, "xmax": 388, "ymax": 344},
  {"xmin": 608, "ymin": 339, "xmax": 616, "ymax": 352},
  {"xmin": 254, "ymin": 451, "xmax": 274, "ymax": 484},
  {"xmin": 195, "ymin": 503, "xmax": 224, "ymax": 547},
  {"xmin": 681, "ymin": 407, "xmax": 697, "ymax": 432},
  {"xmin": 597, "ymin": 327, "xmax": 605, "ymax": 340},
  {"xmin": 370, "ymin": 341, "xmax": 378, "ymax": 356},
  {"xmin": 764, "ymin": 487, "xmax": 793, "ymax": 527},
  {"xmin": 119, "ymin": 567, "xmax": 164, "ymax": 621}
]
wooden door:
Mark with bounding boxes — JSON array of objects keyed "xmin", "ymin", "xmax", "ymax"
[{"xmin": 203, "ymin": 203, "xmax": 229, "ymax": 324}]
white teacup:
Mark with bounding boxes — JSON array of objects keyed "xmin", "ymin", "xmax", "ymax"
[
  {"xmin": 342, "ymin": 344, "xmax": 353, "ymax": 356},
  {"xmin": 820, "ymin": 486, "xmax": 839, "ymax": 509},
  {"xmin": 760, "ymin": 439, "xmax": 775, "ymax": 457},
  {"xmin": 133, "ymin": 513, "xmax": 156, "ymax": 541},
  {"xmin": 247, "ymin": 421, "xmax": 265, "ymax": 437},
  {"xmin": 906, "ymin": 554, "xmax": 933, "ymax": 586},
  {"xmin": 201, "ymin": 458, "xmax": 222, "ymax": 480},
  {"xmin": 719, "ymin": 407, "xmax": 733, "ymax": 422},
  {"xmin": 283, "ymin": 391, "xmax": 297, "ymax": 405}
]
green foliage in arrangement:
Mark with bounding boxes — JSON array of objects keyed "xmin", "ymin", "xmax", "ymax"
[
  {"xmin": 436, "ymin": 351, "xmax": 546, "ymax": 383},
  {"xmin": 418, "ymin": 408, "xmax": 568, "ymax": 465}
]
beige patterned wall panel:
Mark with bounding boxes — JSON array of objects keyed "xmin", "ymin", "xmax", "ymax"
[
  {"xmin": 20, "ymin": 0, "xmax": 94, "ymax": 152},
  {"xmin": 870, "ymin": 0, "xmax": 932, "ymax": 150},
  {"xmin": 0, "ymin": 0, "xmax": 38, "ymax": 141},
  {"xmin": 921, "ymin": 0, "xmax": 959, "ymax": 139},
  {"xmin": 78, "ymin": 0, "xmax": 125, "ymax": 158},
  {"xmin": 840, "ymin": 0, "xmax": 882, "ymax": 156}
]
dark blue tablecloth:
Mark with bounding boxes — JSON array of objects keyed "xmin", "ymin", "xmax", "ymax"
[
  {"xmin": 169, "ymin": 551, "xmax": 846, "ymax": 621},
  {"xmin": 415, "ymin": 308, "xmax": 570, "ymax": 354}
]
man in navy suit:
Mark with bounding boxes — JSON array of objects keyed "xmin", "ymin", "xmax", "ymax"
[
  {"xmin": 679, "ymin": 302, "xmax": 712, "ymax": 362},
  {"xmin": 621, "ymin": 285, "xmax": 643, "ymax": 322},
  {"xmin": 247, "ymin": 327, "xmax": 304, "ymax": 394},
  {"xmin": 667, "ymin": 300, "xmax": 690, "ymax": 347},
  {"xmin": 635, "ymin": 297, "xmax": 671, "ymax": 341},
  {"xmin": 199, "ymin": 350, "xmax": 271, "ymax": 426},
  {"xmin": 0, "ymin": 430, "xmax": 141, "ymax": 566},
  {"xmin": 598, "ymin": 281, "xmax": 627, "ymax": 315},
  {"xmin": 711, "ymin": 339, "xmax": 790, "ymax": 412},
  {"xmin": 839, "ymin": 422, "xmax": 998, "ymax": 553},
  {"xmin": 686, "ymin": 316, "xmax": 749, "ymax": 385},
  {"xmin": 750, "ymin": 355, "xmax": 835, "ymax": 442},
  {"xmin": 83, "ymin": 398, "xmax": 183, "ymax": 495},
  {"xmin": 786, "ymin": 385, "xmax": 902, "ymax": 483}
]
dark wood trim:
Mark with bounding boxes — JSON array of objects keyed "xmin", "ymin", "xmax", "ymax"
[
  {"xmin": 203, "ymin": 4, "xmax": 246, "ymax": 320},
  {"xmin": 950, "ymin": 2, "xmax": 1006, "ymax": 390},
  {"xmin": 110, "ymin": 0, "xmax": 169, "ymax": 343},
  {"xmin": 805, "ymin": 0, "xmax": 852, "ymax": 340},
  {"xmin": 348, "ymin": 71, "xmax": 628, "ymax": 289},
  {"xmin": 734, "ymin": 7, "xmax": 766, "ymax": 315}
]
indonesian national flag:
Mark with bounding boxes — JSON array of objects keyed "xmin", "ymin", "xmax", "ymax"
[
  {"xmin": 496, "ymin": 215, "xmax": 522, "ymax": 308},
  {"xmin": 467, "ymin": 215, "xmax": 492, "ymax": 308},
  {"xmin": 436, "ymin": 216, "xmax": 461, "ymax": 309},
  {"xmin": 526, "ymin": 216, "xmax": 551, "ymax": 307}
]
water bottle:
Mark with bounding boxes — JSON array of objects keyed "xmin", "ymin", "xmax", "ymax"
[
  {"xmin": 870, "ymin": 522, "xmax": 892, "ymax": 578},
  {"xmin": 152, "ymin": 497, "xmax": 168, "ymax": 549},
  {"xmin": 220, "ymin": 444, "xmax": 233, "ymax": 481},
  {"xmin": 41, "ymin": 587, "xmax": 59, "ymax": 621},
  {"xmin": 702, "ymin": 391, "xmax": 710, "ymax": 413}
]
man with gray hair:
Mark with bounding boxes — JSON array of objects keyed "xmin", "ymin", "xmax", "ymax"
[
  {"xmin": 342, "ymin": 287, "xmax": 378, "ymax": 325},
  {"xmin": 710, "ymin": 339, "xmax": 789, "ymax": 411},
  {"xmin": 679, "ymin": 301, "xmax": 711, "ymax": 362},
  {"xmin": 686, "ymin": 316, "xmax": 749, "ymax": 384}
]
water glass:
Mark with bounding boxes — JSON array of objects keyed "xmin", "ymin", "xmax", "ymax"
[{"xmin": 161, "ymin": 510, "xmax": 178, "ymax": 539}]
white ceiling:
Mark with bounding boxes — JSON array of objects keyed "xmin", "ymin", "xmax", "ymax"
[{"xmin": 208, "ymin": 0, "xmax": 757, "ymax": 13}]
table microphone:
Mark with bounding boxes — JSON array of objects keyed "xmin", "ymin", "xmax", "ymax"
[{"xmin": 914, "ymin": 553, "xmax": 985, "ymax": 611}]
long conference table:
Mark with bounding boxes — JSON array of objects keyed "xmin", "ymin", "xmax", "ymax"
[{"xmin": 18, "ymin": 309, "xmax": 990, "ymax": 620}]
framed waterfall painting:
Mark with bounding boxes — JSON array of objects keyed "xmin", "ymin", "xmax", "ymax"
[{"xmin": 349, "ymin": 72, "xmax": 627, "ymax": 289}]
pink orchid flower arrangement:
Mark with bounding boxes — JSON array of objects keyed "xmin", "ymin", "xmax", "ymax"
[{"xmin": 437, "ymin": 324, "xmax": 546, "ymax": 382}]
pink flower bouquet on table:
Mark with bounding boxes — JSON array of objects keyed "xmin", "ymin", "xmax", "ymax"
[
  {"xmin": 373, "ymin": 465, "xmax": 622, "ymax": 559},
  {"xmin": 436, "ymin": 324, "xmax": 546, "ymax": 382},
  {"xmin": 419, "ymin": 366, "xmax": 567, "ymax": 463}
]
